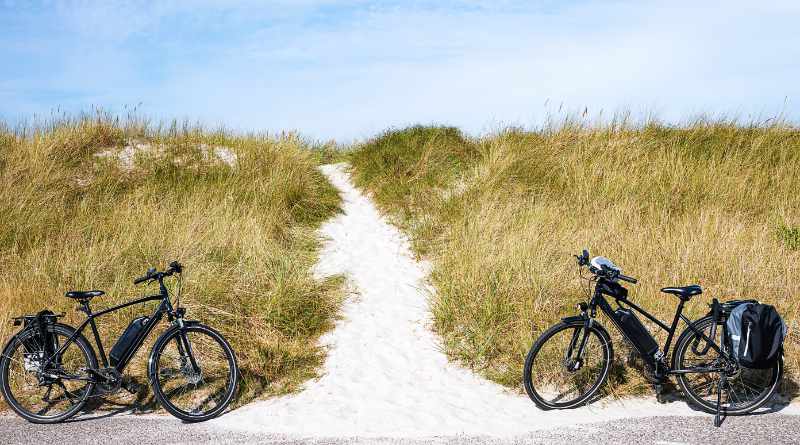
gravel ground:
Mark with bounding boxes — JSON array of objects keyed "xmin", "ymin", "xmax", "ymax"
[{"xmin": 1, "ymin": 412, "xmax": 798, "ymax": 444}]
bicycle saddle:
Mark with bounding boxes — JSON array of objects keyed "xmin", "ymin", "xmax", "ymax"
[
  {"xmin": 64, "ymin": 290, "xmax": 105, "ymax": 300},
  {"xmin": 660, "ymin": 285, "xmax": 702, "ymax": 300}
]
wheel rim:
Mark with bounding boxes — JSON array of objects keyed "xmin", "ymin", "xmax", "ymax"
[
  {"xmin": 155, "ymin": 329, "xmax": 235, "ymax": 417},
  {"xmin": 678, "ymin": 319, "xmax": 779, "ymax": 412},
  {"xmin": 2, "ymin": 330, "xmax": 92, "ymax": 419},
  {"xmin": 528, "ymin": 325, "xmax": 609, "ymax": 407}
]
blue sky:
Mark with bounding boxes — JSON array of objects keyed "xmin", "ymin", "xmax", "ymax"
[{"xmin": 1, "ymin": 1, "xmax": 799, "ymax": 141}]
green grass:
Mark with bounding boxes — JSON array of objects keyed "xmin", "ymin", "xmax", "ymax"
[
  {"xmin": 778, "ymin": 225, "xmax": 800, "ymax": 251},
  {"xmin": 349, "ymin": 120, "xmax": 800, "ymax": 394},
  {"xmin": 0, "ymin": 112, "xmax": 344, "ymax": 407}
]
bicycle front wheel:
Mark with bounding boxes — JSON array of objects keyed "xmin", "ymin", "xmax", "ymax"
[
  {"xmin": 523, "ymin": 319, "xmax": 613, "ymax": 409},
  {"xmin": 149, "ymin": 323, "xmax": 238, "ymax": 422}
]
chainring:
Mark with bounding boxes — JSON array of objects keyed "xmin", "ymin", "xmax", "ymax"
[
  {"xmin": 95, "ymin": 367, "xmax": 123, "ymax": 394},
  {"xmin": 624, "ymin": 347, "xmax": 664, "ymax": 384}
]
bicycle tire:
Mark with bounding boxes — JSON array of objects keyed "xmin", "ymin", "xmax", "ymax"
[
  {"xmin": 523, "ymin": 319, "xmax": 613, "ymax": 409},
  {"xmin": 673, "ymin": 316, "xmax": 782, "ymax": 415},
  {"xmin": 0, "ymin": 323, "xmax": 97, "ymax": 424},
  {"xmin": 148, "ymin": 323, "xmax": 238, "ymax": 422}
]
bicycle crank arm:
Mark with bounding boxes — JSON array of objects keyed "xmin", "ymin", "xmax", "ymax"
[
  {"xmin": 53, "ymin": 374, "xmax": 95, "ymax": 382},
  {"xmin": 668, "ymin": 367, "xmax": 726, "ymax": 375},
  {"xmin": 82, "ymin": 368, "xmax": 112, "ymax": 383}
]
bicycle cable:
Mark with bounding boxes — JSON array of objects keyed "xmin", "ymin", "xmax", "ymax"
[
  {"xmin": 176, "ymin": 269, "xmax": 183, "ymax": 310},
  {"xmin": 577, "ymin": 263, "xmax": 594, "ymax": 303}
]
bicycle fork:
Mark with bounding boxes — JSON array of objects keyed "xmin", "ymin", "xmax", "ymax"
[
  {"xmin": 175, "ymin": 321, "xmax": 202, "ymax": 377},
  {"xmin": 564, "ymin": 319, "xmax": 593, "ymax": 371}
]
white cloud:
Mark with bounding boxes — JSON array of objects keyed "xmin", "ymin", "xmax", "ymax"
[{"xmin": 1, "ymin": 0, "xmax": 799, "ymax": 140}]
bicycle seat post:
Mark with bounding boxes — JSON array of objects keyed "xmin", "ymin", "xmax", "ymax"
[
  {"xmin": 80, "ymin": 299, "xmax": 108, "ymax": 367},
  {"xmin": 77, "ymin": 299, "xmax": 93, "ymax": 316}
]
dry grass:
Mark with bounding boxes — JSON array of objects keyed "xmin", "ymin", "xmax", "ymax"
[
  {"xmin": 349, "ymin": 120, "xmax": 800, "ymax": 394},
  {"xmin": 0, "ymin": 112, "xmax": 343, "ymax": 408}
]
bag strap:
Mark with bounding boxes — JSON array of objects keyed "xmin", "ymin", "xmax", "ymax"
[{"xmin": 35, "ymin": 310, "xmax": 56, "ymax": 357}]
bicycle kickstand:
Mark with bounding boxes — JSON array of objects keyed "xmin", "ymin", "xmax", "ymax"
[{"xmin": 714, "ymin": 373, "xmax": 725, "ymax": 427}]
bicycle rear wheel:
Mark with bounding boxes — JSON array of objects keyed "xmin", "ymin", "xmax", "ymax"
[
  {"xmin": 523, "ymin": 319, "xmax": 613, "ymax": 409},
  {"xmin": 0, "ymin": 324, "xmax": 96, "ymax": 423},
  {"xmin": 673, "ymin": 316, "xmax": 782, "ymax": 415},
  {"xmin": 149, "ymin": 323, "xmax": 238, "ymax": 422}
]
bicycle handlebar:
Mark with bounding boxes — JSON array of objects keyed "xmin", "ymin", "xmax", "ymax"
[
  {"xmin": 133, "ymin": 274, "xmax": 152, "ymax": 285},
  {"xmin": 576, "ymin": 249, "xmax": 637, "ymax": 284},
  {"xmin": 133, "ymin": 261, "xmax": 183, "ymax": 285}
]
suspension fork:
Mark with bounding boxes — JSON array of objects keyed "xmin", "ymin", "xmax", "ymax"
[
  {"xmin": 175, "ymin": 320, "xmax": 201, "ymax": 373},
  {"xmin": 162, "ymin": 286, "xmax": 201, "ymax": 374},
  {"xmin": 564, "ymin": 315, "xmax": 593, "ymax": 365}
]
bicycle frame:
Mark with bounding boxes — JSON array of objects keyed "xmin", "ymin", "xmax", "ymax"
[
  {"xmin": 581, "ymin": 277, "xmax": 733, "ymax": 375},
  {"xmin": 41, "ymin": 279, "xmax": 180, "ymax": 378}
]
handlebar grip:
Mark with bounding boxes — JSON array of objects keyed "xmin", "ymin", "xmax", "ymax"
[
  {"xmin": 618, "ymin": 273, "xmax": 638, "ymax": 284},
  {"xmin": 169, "ymin": 260, "xmax": 183, "ymax": 273},
  {"xmin": 134, "ymin": 262, "xmax": 182, "ymax": 284}
]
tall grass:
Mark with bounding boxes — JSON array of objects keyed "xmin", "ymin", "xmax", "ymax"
[
  {"xmin": 349, "ymin": 120, "xmax": 800, "ymax": 394},
  {"xmin": 0, "ymin": 112, "xmax": 343, "ymax": 407}
]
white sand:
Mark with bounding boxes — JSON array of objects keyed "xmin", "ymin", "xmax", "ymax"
[
  {"xmin": 212, "ymin": 163, "xmax": 798, "ymax": 438},
  {"xmin": 94, "ymin": 140, "xmax": 237, "ymax": 171},
  {"xmin": 199, "ymin": 143, "xmax": 237, "ymax": 167}
]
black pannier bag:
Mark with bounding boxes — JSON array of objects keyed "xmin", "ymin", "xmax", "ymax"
[
  {"xmin": 109, "ymin": 316, "xmax": 148, "ymax": 366},
  {"xmin": 19, "ymin": 310, "xmax": 60, "ymax": 356},
  {"xmin": 735, "ymin": 304, "xmax": 786, "ymax": 369},
  {"xmin": 613, "ymin": 308, "xmax": 659, "ymax": 361},
  {"xmin": 13, "ymin": 310, "xmax": 64, "ymax": 375}
]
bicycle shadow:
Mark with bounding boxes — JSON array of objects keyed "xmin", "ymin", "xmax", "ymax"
[
  {"xmin": 66, "ymin": 371, "xmax": 253, "ymax": 424},
  {"xmin": 560, "ymin": 359, "xmax": 797, "ymax": 426},
  {"xmin": 657, "ymin": 380, "xmax": 796, "ymax": 427},
  {"xmin": 65, "ymin": 388, "xmax": 153, "ymax": 423},
  {"xmin": 651, "ymin": 369, "xmax": 798, "ymax": 416}
]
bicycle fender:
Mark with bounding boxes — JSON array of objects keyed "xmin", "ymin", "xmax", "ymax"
[
  {"xmin": 561, "ymin": 315, "xmax": 595, "ymax": 329},
  {"xmin": 146, "ymin": 321, "xmax": 203, "ymax": 380},
  {"xmin": 560, "ymin": 316, "xmax": 612, "ymax": 344}
]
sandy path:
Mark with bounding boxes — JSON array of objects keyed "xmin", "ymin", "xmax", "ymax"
[{"xmin": 211, "ymin": 163, "xmax": 797, "ymax": 438}]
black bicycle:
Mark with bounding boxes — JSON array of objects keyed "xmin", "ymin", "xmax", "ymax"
[
  {"xmin": 523, "ymin": 250, "xmax": 782, "ymax": 425},
  {"xmin": 0, "ymin": 261, "xmax": 239, "ymax": 423}
]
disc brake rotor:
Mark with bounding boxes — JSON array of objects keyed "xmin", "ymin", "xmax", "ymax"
[{"xmin": 180, "ymin": 358, "xmax": 202, "ymax": 385}]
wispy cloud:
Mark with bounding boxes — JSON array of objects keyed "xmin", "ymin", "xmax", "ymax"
[{"xmin": 1, "ymin": 1, "xmax": 798, "ymax": 140}]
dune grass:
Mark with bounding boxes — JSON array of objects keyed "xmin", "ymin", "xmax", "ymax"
[
  {"xmin": 349, "ymin": 120, "xmax": 800, "ymax": 394},
  {"xmin": 0, "ymin": 113, "xmax": 343, "ymax": 408}
]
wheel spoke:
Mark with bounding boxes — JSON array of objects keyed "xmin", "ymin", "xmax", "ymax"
[
  {"xmin": 525, "ymin": 323, "xmax": 609, "ymax": 408},
  {"xmin": 1, "ymin": 328, "xmax": 92, "ymax": 421},
  {"xmin": 676, "ymin": 317, "xmax": 779, "ymax": 413},
  {"xmin": 153, "ymin": 328, "xmax": 235, "ymax": 419}
]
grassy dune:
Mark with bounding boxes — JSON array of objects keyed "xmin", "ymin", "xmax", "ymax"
[
  {"xmin": 349, "ymin": 121, "xmax": 800, "ymax": 394},
  {"xmin": 0, "ymin": 114, "xmax": 343, "ymax": 407}
]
